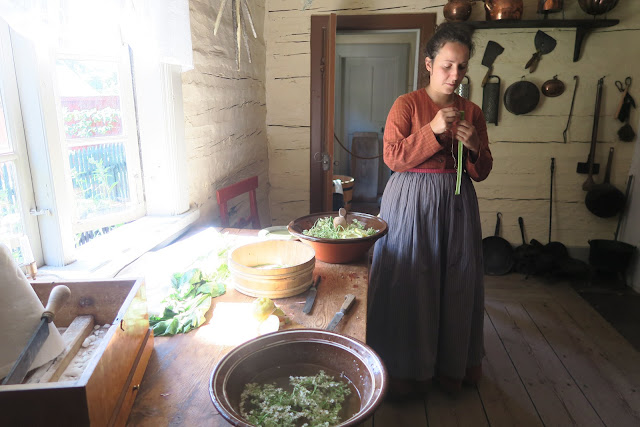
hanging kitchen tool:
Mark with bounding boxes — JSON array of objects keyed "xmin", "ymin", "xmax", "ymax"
[
  {"xmin": 614, "ymin": 77, "xmax": 636, "ymax": 142},
  {"xmin": 481, "ymin": 41, "xmax": 504, "ymax": 87},
  {"xmin": 588, "ymin": 175, "xmax": 635, "ymax": 284},
  {"xmin": 541, "ymin": 75, "xmax": 565, "ymax": 97},
  {"xmin": 455, "ymin": 75, "xmax": 470, "ymax": 99},
  {"xmin": 618, "ymin": 123, "xmax": 636, "ymax": 142},
  {"xmin": 513, "ymin": 217, "xmax": 541, "ymax": 275},
  {"xmin": 563, "ymin": 75, "xmax": 579, "ymax": 143},
  {"xmin": 585, "ymin": 147, "xmax": 626, "ymax": 218},
  {"xmin": 482, "ymin": 75, "xmax": 501, "ymax": 125},
  {"xmin": 504, "ymin": 78, "xmax": 539, "ymax": 115},
  {"xmin": 525, "ymin": 31, "xmax": 557, "ymax": 74},
  {"xmin": 615, "ymin": 77, "xmax": 634, "ymax": 122},
  {"xmin": 482, "ymin": 212, "xmax": 514, "ymax": 276},
  {"xmin": 577, "ymin": 77, "xmax": 604, "ymax": 178},
  {"xmin": 615, "ymin": 175, "xmax": 633, "ymax": 241},
  {"xmin": 545, "ymin": 157, "xmax": 569, "ymax": 267}
]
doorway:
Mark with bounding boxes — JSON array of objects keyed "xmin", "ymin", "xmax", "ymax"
[
  {"xmin": 309, "ymin": 14, "xmax": 436, "ymax": 214},
  {"xmin": 334, "ymin": 31, "xmax": 418, "ymax": 215}
]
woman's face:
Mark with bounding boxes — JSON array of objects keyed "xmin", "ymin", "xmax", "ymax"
[{"xmin": 425, "ymin": 41, "xmax": 470, "ymax": 96}]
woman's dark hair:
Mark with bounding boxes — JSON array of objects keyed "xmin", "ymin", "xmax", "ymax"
[{"xmin": 424, "ymin": 22, "xmax": 475, "ymax": 60}]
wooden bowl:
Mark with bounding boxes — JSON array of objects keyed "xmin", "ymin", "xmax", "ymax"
[
  {"xmin": 228, "ymin": 240, "xmax": 315, "ymax": 298},
  {"xmin": 287, "ymin": 212, "xmax": 388, "ymax": 264},
  {"xmin": 210, "ymin": 329, "xmax": 388, "ymax": 426}
]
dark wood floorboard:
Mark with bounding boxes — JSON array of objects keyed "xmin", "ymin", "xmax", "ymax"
[{"xmin": 369, "ymin": 274, "xmax": 640, "ymax": 427}]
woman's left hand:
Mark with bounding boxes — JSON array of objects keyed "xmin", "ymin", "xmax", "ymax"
[{"xmin": 454, "ymin": 119, "xmax": 480, "ymax": 153}]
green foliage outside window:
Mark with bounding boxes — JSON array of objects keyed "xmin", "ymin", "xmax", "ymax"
[{"xmin": 63, "ymin": 107, "xmax": 121, "ymax": 139}]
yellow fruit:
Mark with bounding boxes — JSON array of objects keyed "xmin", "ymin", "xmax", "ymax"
[{"xmin": 252, "ymin": 297, "xmax": 276, "ymax": 322}]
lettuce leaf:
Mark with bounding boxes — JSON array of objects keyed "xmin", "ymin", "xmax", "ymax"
[{"xmin": 150, "ymin": 264, "xmax": 228, "ymax": 336}]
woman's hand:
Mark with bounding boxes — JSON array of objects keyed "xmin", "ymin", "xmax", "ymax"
[
  {"xmin": 430, "ymin": 107, "xmax": 460, "ymax": 135},
  {"xmin": 455, "ymin": 119, "xmax": 480, "ymax": 153}
]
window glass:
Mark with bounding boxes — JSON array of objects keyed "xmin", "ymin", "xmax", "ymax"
[
  {"xmin": 55, "ymin": 58, "xmax": 133, "ymax": 225},
  {"xmin": 0, "ymin": 93, "xmax": 10, "ymax": 154},
  {"xmin": 0, "ymin": 161, "xmax": 26, "ymax": 263}
]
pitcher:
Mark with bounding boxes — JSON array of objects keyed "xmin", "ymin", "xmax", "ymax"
[{"xmin": 485, "ymin": 0, "xmax": 523, "ymax": 20}]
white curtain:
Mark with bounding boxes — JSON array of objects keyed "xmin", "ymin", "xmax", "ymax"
[{"xmin": 0, "ymin": 0, "xmax": 193, "ymax": 71}]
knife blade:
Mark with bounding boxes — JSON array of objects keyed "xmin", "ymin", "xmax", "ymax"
[
  {"xmin": 1, "ymin": 285, "xmax": 71, "ymax": 385},
  {"xmin": 303, "ymin": 276, "xmax": 321, "ymax": 314},
  {"xmin": 327, "ymin": 294, "xmax": 356, "ymax": 331}
]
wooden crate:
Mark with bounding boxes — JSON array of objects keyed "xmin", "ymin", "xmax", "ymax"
[{"xmin": 0, "ymin": 278, "xmax": 153, "ymax": 427}]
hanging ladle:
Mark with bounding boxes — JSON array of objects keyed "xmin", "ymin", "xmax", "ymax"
[{"xmin": 563, "ymin": 75, "xmax": 579, "ymax": 143}]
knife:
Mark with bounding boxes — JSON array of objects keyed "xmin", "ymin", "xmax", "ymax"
[
  {"xmin": 2, "ymin": 285, "xmax": 71, "ymax": 385},
  {"xmin": 327, "ymin": 294, "xmax": 356, "ymax": 331},
  {"xmin": 302, "ymin": 276, "xmax": 321, "ymax": 314}
]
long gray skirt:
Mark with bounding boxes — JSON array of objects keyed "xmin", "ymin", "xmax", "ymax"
[{"xmin": 366, "ymin": 171, "xmax": 485, "ymax": 381}]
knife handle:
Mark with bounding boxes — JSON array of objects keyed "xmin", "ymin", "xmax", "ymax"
[
  {"xmin": 340, "ymin": 294, "xmax": 356, "ymax": 313},
  {"xmin": 42, "ymin": 285, "xmax": 71, "ymax": 323},
  {"xmin": 481, "ymin": 67, "xmax": 491, "ymax": 87}
]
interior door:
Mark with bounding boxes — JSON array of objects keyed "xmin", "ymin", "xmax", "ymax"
[
  {"xmin": 335, "ymin": 43, "xmax": 409, "ymax": 196},
  {"xmin": 310, "ymin": 14, "xmax": 436, "ymax": 213},
  {"xmin": 310, "ymin": 14, "xmax": 336, "ymax": 213}
]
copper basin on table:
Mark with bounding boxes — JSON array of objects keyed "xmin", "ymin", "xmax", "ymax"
[
  {"xmin": 210, "ymin": 329, "xmax": 388, "ymax": 426},
  {"xmin": 287, "ymin": 212, "xmax": 388, "ymax": 264}
]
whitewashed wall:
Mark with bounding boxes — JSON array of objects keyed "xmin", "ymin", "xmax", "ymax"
[
  {"xmin": 264, "ymin": 0, "xmax": 640, "ymax": 249},
  {"xmin": 183, "ymin": 0, "xmax": 270, "ymax": 227}
]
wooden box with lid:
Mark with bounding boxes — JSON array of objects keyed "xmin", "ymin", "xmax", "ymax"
[{"xmin": 0, "ymin": 278, "xmax": 153, "ymax": 426}]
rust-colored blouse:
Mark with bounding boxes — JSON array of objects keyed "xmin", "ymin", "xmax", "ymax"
[{"xmin": 383, "ymin": 89, "xmax": 492, "ymax": 182}]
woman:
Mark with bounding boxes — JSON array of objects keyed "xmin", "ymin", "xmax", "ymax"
[{"xmin": 366, "ymin": 22, "xmax": 492, "ymax": 399}]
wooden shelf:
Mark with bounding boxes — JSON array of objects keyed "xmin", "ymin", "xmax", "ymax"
[{"xmin": 466, "ymin": 19, "xmax": 619, "ymax": 62}]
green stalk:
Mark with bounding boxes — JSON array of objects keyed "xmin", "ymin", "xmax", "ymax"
[{"xmin": 455, "ymin": 111, "xmax": 465, "ymax": 196}]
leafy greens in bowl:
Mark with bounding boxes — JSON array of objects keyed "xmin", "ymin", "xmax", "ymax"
[
  {"xmin": 303, "ymin": 216, "xmax": 378, "ymax": 239},
  {"xmin": 288, "ymin": 212, "xmax": 388, "ymax": 264}
]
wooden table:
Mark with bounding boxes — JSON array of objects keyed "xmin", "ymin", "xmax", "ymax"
[{"xmin": 118, "ymin": 227, "xmax": 369, "ymax": 426}]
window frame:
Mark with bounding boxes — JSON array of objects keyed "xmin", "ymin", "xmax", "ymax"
[
  {"xmin": 0, "ymin": 21, "xmax": 43, "ymax": 265},
  {"xmin": 51, "ymin": 49, "xmax": 146, "ymax": 234},
  {"xmin": 7, "ymin": 25, "xmax": 191, "ymax": 269}
]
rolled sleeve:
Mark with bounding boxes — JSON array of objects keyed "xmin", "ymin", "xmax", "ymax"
[
  {"xmin": 383, "ymin": 96, "xmax": 443, "ymax": 172},
  {"xmin": 465, "ymin": 106, "xmax": 492, "ymax": 182}
]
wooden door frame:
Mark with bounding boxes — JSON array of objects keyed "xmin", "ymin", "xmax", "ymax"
[{"xmin": 309, "ymin": 13, "xmax": 437, "ymax": 213}]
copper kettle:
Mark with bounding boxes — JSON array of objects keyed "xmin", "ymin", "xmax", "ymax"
[
  {"xmin": 485, "ymin": 0, "xmax": 523, "ymax": 21},
  {"xmin": 538, "ymin": 0, "xmax": 563, "ymax": 14}
]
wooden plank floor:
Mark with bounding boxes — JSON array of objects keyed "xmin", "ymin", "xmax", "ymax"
[{"xmin": 366, "ymin": 274, "xmax": 640, "ymax": 427}]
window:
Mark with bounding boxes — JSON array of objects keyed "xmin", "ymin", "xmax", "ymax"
[
  {"xmin": 0, "ymin": 2, "xmax": 193, "ymax": 272},
  {"xmin": 0, "ymin": 21, "xmax": 40, "ymax": 266},
  {"xmin": 53, "ymin": 53, "xmax": 145, "ymax": 246}
]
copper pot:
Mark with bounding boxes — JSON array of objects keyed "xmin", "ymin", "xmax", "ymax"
[
  {"xmin": 538, "ymin": 0, "xmax": 563, "ymax": 13},
  {"xmin": 443, "ymin": 0, "xmax": 473, "ymax": 22},
  {"xmin": 485, "ymin": 0, "xmax": 523, "ymax": 20},
  {"xmin": 541, "ymin": 75, "xmax": 565, "ymax": 97},
  {"xmin": 578, "ymin": 0, "xmax": 619, "ymax": 16}
]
